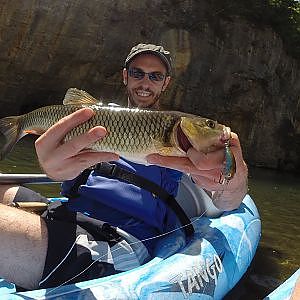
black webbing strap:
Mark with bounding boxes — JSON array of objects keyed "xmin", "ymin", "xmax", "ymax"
[
  {"xmin": 94, "ymin": 162, "xmax": 194, "ymax": 237},
  {"xmin": 66, "ymin": 168, "xmax": 93, "ymax": 198}
]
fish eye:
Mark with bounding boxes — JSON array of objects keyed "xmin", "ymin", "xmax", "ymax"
[{"xmin": 205, "ymin": 119, "xmax": 216, "ymax": 128}]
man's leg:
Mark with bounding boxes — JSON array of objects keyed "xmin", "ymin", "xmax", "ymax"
[{"xmin": 0, "ymin": 203, "xmax": 48, "ymax": 289}]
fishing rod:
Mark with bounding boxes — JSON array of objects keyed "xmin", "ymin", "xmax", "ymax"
[{"xmin": 0, "ymin": 173, "xmax": 59, "ymax": 184}]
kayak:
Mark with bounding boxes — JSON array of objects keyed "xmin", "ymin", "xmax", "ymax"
[
  {"xmin": 0, "ymin": 194, "xmax": 261, "ymax": 299},
  {"xmin": 264, "ymin": 268, "xmax": 300, "ymax": 300}
]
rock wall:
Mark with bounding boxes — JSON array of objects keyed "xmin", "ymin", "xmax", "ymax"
[{"xmin": 0, "ymin": 0, "xmax": 299, "ymax": 172}]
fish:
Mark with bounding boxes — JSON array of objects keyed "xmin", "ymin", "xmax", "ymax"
[{"xmin": 0, "ymin": 88, "xmax": 236, "ymax": 179}]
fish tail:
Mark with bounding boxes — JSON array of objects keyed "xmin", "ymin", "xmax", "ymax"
[{"xmin": 0, "ymin": 116, "xmax": 23, "ymax": 160}]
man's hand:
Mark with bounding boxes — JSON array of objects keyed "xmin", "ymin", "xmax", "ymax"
[
  {"xmin": 146, "ymin": 132, "xmax": 248, "ymax": 211},
  {"xmin": 35, "ymin": 108, "xmax": 119, "ymax": 181}
]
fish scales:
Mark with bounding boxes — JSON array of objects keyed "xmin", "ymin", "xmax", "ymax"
[
  {"xmin": 64, "ymin": 107, "xmax": 179, "ymax": 156},
  {"xmin": 21, "ymin": 105, "xmax": 78, "ymax": 132}
]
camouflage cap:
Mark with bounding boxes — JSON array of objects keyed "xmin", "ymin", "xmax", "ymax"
[{"xmin": 124, "ymin": 43, "xmax": 172, "ymax": 75}]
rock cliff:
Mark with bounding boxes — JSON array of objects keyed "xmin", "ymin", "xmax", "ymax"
[{"xmin": 0, "ymin": 0, "xmax": 299, "ymax": 172}]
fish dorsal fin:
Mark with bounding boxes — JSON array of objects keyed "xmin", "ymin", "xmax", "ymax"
[{"xmin": 63, "ymin": 88, "xmax": 102, "ymax": 105}]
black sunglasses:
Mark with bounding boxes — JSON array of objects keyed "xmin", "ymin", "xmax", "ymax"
[{"xmin": 128, "ymin": 67, "xmax": 165, "ymax": 82}]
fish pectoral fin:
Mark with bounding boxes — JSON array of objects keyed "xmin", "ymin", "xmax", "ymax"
[
  {"xmin": 24, "ymin": 129, "xmax": 44, "ymax": 135},
  {"xmin": 151, "ymin": 139, "xmax": 180, "ymax": 156},
  {"xmin": 150, "ymin": 138, "xmax": 161, "ymax": 153},
  {"xmin": 63, "ymin": 88, "xmax": 102, "ymax": 106}
]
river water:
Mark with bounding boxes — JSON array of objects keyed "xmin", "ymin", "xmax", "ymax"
[{"xmin": 0, "ymin": 135, "xmax": 299, "ymax": 299}]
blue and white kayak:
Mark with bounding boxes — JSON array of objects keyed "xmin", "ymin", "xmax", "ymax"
[
  {"xmin": 264, "ymin": 268, "xmax": 300, "ymax": 300},
  {"xmin": 0, "ymin": 194, "xmax": 261, "ymax": 299}
]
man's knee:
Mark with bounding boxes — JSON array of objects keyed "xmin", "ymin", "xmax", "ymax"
[
  {"xmin": 0, "ymin": 185, "xmax": 48, "ymax": 205},
  {"xmin": 0, "ymin": 185, "xmax": 20, "ymax": 205},
  {"xmin": 13, "ymin": 186, "xmax": 49, "ymax": 203}
]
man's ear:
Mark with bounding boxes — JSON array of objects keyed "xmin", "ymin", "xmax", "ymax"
[
  {"xmin": 123, "ymin": 68, "xmax": 128, "ymax": 86},
  {"xmin": 162, "ymin": 76, "xmax": 171, "ymax": 91}
]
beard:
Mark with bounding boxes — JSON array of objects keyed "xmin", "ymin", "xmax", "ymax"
[{"xmin": 127, "ymin": 87, "xmax": 161, "ymax": 109}]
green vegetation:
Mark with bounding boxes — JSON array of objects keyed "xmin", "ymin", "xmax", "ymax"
[
  {"xmin": 213, "ymin": 0, "xmax": 300, "ymax": 59},
  {"xmin": 268, "ymin": 0, "xmax": 300, "ymax": 58}
]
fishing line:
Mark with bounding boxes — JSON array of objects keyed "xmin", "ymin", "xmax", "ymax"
[{"xmin": 44, "ymin": 202, "xmax": 214, "ymax": 297}]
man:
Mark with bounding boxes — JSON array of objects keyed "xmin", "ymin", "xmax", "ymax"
[{"xmin": 0, "ymin": 43, "xmax": 248, "ymax": 290}]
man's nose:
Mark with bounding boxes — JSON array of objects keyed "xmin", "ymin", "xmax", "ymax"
[{"xmin": 140, "ymin": 74, "xmax": 152, "ymax": 87}]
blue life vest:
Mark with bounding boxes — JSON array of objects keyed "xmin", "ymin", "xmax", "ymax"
[{"xmin": 61, "ymin": 158, "xmax": 183, "ymax": 255}]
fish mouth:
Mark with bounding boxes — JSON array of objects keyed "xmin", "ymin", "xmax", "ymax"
[
  {"xmin": 221, "ymin": 126, "xmax": 231, "ymax": 142},
  {"xmin": 176, "ymin": 124, "xmax": 192, "ymax": 153}
]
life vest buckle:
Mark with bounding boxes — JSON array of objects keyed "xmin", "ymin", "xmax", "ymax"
[{"xmin": 95, "ymin": 162, "xmax": 118, "ymax": 177}]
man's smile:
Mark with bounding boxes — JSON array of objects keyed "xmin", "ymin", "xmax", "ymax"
[{"xmin": 135, "ymin": 89, "xmax": 152, "ymax": 97}]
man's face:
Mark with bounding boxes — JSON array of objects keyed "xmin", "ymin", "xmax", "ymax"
[{"xmin": 123, "ymin": 54, "xmax": 171, "ymax": 109}]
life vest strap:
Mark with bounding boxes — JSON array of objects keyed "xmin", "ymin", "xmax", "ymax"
[{"xmin": 68, "ymin": 162, "xmax": 194, "ymax": 237}]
